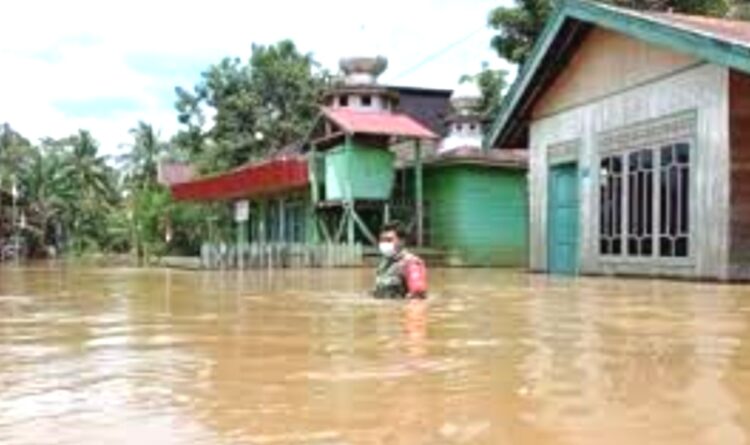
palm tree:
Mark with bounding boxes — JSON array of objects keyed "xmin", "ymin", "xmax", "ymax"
[
  {"xmin": 57, "ymin": 130, "xmax": 118, "ymax": 251},
  {"xmin": 63, "ymin": 131, "xmax": 114, "ymax": 198},
  {"xmin": 0, "ymin": 124, "xmax": 33, "ymax": 252},
  {"xmin": 119, "ymin": 122, "xmax": 171, "ymax": 261},
  {"xmin": 19, "ymin": 147, "xmax": 76, "ymax": 252},
  {"xmin": 121, "ymin": 122, "xmax": 167, "ymax": 190}
]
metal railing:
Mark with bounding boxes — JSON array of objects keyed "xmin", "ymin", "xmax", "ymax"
[{"xmin": 199, "ymin": 242, "xmax": 364, "ymax": 269}]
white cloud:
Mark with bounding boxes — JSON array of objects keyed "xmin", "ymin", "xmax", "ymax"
[{"xmin": 0, "ymin": 0, "xmax": 514, "ymax": 157}]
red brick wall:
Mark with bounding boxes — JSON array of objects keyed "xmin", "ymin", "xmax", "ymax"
[{"xmin": 730, "ymin": 69, "xmax": 750, "ymax": 270}]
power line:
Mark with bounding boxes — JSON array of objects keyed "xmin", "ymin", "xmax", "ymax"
[{"xmin": 390, "ymin": 26, "xmax": 486, "ymax": 81}]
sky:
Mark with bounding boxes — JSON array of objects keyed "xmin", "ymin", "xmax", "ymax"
[{"xmin": 0, "ymin": 0, "xmax": 515, "ymax": 156}]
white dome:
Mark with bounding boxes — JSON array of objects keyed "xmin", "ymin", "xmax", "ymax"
[
  {"xmin": 451, "ymin": 80, "xmax": 482, "ymax": 112},
  {"xmin": 336, "ymin": 24, "xmax": 388, "ymax": 85},
  {"xmin": 339, "ymin": 56, "xmax": 388, "ymax": 85}
]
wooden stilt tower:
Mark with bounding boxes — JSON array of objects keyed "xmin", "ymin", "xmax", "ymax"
[{"xmin": 306, "ymin": 55, "xmax": 437, "ymax": 246}]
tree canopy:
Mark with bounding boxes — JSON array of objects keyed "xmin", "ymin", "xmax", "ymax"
[
  {"xmin": 1, "ymin": 40, "xmax": 330, "ymax": 261},
  {"xmin": 174, "ymin": 40, "xmax": 329, "ymax": 173},
  {"xmin": 461, "ymin": 63, "xmax": 508, "ymax": 118}
]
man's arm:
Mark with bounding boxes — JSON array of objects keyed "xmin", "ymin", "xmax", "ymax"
[{"xmin": 404, "ymin": 258, "xmax": 427, "ymax": 298}]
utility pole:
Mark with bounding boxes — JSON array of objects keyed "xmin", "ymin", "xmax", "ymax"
[{"xmin": 414, "ymin": 140, "xmax": 424, "ymax": 247}]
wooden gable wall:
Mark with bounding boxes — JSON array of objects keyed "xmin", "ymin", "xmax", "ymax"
[{"xmin": 533, "ymin": 28, "xmax": 699, "ymax": 119}]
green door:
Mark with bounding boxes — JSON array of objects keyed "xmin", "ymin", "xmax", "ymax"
[{"xmin": 548, "ymin": 163, "xmax": 579, "ymax": 274}]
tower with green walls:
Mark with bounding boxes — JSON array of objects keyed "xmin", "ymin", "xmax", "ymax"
[
  {"xmin": 418, "ymin": 80, "xmax": 529, "ymax": 266},
  {"xmin": 306, "ymin": 55, "xmax": 437, "ymax": 247}
]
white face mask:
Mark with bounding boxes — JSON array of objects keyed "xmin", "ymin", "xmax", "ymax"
[{"xmin": 379, "ymin": 242, "xmax": 397, "ymax": 258}]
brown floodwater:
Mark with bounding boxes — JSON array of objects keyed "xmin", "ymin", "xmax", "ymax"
[{"xmin": 1, "ymin": 264, "xmax": 750, "ymax": 444}]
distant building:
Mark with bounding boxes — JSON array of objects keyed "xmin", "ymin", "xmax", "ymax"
[
  {"xmin": 487, "ymin": 0, "xmax": 750, "ymax": 279},
  {"xmin": 170, "ymin": 52, "xmax": 528, "ymax": 267},
  {"xmin": 157, "ymin": 161, "xmax": 195, "ymax": 187},
  {"xmin": 421, "ymin": 81, "xmax": 528, "ymax": 266}
]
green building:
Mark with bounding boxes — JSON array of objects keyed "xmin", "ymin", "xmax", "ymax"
[
  {"xmin": 423, "ymin": 155, "xmax": 527, "ymax": 266},
  {"xmin": 170, "ymin": 55, "xmax": 529, "ymax": 268},
  {"xmin": 402, "ymin": 81, "xmax": 528, "ymax": 266}
]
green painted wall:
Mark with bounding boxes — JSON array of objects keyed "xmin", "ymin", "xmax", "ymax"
[
  {"xmin": 424, "ymin": 165, "xmax": 528, "ymax": 266},
  {"xmin": 325, "ymin": 141, "xmax": 395, "ymax": 201},
  {"xmin": 247, "ymin": 192, "xmax": 312, "ymax": 243}
]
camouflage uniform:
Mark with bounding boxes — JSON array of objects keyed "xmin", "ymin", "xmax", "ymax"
[{"xmin": 373, "ymin": 249, "xmax": 426, "ymax": 299}]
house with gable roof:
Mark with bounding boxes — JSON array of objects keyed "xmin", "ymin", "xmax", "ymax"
[{"xmin": 487, "ymin": 0, "xmax": 750, "ymax": 279}]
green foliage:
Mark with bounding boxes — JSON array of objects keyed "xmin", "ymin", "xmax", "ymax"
[
  {"xmin": 131, "ymin": 185, "xmax": 171, "ymax": 259},
  {"xmin": 489, "ymin": 0, "xmax": 739, "ymax": 65},
  {"xmin": 18, "ymin": 144, "xmax": 74, "ymax": 250},
  {"xmin": 173, "ymin": 40, "xmax": 329, "ymax": 173},
  {"xmin": 0, "ymin": 124, "xmax": 34, "ymax": 241},
  {"xmin": 460, "ymin": 63, "xmax": 508, "ymax": 118},
  {"xmin": 2, "ymin": 39, "xmax": 336, "ymax": 262},
  {"xmin": 489, "ymin": 0, "xmax": 555, "ymax": 65},
  {"xmin": 0, "ymin": 128, "xmax": 120, "ymax": 256},
  {"xmin": 55, "ymin": 130, "xmax": 120, "ymax": 253},
  {"xmin": 122, "ymin": 122, "xmax": 166, "ymax": 188},
  {"xmin": 121, "ymin": 125, "xmax": 227, "ymax": 260}
]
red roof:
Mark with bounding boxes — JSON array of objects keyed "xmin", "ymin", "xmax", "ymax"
[
  {"xmin": 321, "ymin": 107, "xmax": 438, "ymax": 139},
  {"xmin": 645, "ymin": 11, "xmax": 750, "ymax": 46},
  {"xmin": 170, "ymin": 157, "xmax": 309, "ymax": 201}
]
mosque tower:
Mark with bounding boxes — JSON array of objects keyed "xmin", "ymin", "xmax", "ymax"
[
  {"xmin": 440, "ymin": 80, "xmax": 484, "ymax": 153},
  {"xmin": 324, "ymin": 55, "xmax": 399, "ymax": 112},
  {"xmin": 323, "ymin": 24, "xmax": 400, "ymax": 113}
]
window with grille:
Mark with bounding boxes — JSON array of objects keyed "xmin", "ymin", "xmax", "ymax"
[
  {"xmin": 598, "ymin": 142, "xmax": 691, "ymax": 259},
  {"xmin": 659, "ymin": 143, "xmax": 690, "ymax": 257},
  {"xmin": 599, "ymin": 156, "xmax": 623, "ymax": 255},
  {"xmin": 627, "ymin": 149, "xmax": 654, "ymax": 256}
]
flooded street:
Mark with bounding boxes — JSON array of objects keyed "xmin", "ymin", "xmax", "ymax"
[{"xmin": 1, "ymin": 265, "xmax": 750, "ymax": 444}]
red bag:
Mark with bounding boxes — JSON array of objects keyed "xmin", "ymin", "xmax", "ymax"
[{"xmin": 404, "ymin": 257, "xmax": 427, "ymax": 296}]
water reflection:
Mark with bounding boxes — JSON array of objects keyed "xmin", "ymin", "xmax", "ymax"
[
  {"xmin": 517, "ymin": 276, "xmax": 748, "ymax": 444},
  {"xmin": 403, "ymin": 299, "xmax": 427, "ymax": 358},
  {"xmin": 0, "ymin": 266, "xmax": 749, "ymax": 444}
]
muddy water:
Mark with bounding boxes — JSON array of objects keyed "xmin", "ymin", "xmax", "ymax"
[{"xmin": 1, "ymin": 265, "xmax": 750, "ymax": 444}]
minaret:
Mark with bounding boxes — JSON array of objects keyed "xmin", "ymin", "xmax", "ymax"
[
  {"xmin": 440, "ymin": 80, "xmax": 483, "ymax": 153},
  {"xmin": 324, "ymin": 55, "xmax": 398, "ymax": 112}
]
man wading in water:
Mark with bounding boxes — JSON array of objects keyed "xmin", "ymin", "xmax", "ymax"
[{"xmin": 373, "ymin": 221, "xmax": 428, "ymax": 299}]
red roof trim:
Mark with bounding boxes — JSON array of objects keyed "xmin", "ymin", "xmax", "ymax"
[
  {"xmin": 170, "ymin": 157, "xmax": 309, "ymax": 201},
  {"xmin": 321, "ymin": 107, "xmax": 438, "ymax": 139}
]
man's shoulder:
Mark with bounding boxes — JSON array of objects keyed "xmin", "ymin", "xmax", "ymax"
[{"xmin": 400, "ymin": 250, "xmax": 425, "ymax": 265}]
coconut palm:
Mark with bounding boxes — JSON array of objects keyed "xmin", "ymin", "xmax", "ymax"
[
  {"xmin": 0, "ymin": 124, "xmax": 33, "ymax": 249},
  {"xmin": 121, "ymin": 121, "xmax": 167, "ymax": 190},
  {"xmin": 19, "ymin": 146, "xmax": 76, "ymax": 252},
  {"xmin": 56, "ymin": 130, "xmax": 118, "ymax": 251}
]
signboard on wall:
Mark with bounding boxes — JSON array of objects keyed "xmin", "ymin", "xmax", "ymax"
[{"xmin": 235, "ymin": 200, "xmax": 249, "ymax": 222}]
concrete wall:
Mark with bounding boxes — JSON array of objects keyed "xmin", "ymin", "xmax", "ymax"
[{"xmin": 528, "ymin": 30, "xmax": 730, "ymax": 279}]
